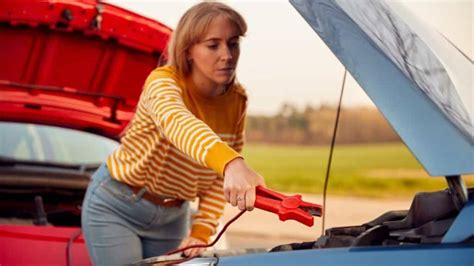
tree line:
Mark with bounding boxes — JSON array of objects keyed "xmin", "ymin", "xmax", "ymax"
[{"xmin": 246, "ymin": 103, "xmax": 400, "ymax": 145}]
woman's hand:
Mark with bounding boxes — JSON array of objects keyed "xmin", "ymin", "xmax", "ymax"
[
  {"xmin": 178, "ymin": 236, "xmax": 206, "ymax": 257},
  {"xmin": 223, "ymin": 158, "xmax": 265, "ymax": 211}
]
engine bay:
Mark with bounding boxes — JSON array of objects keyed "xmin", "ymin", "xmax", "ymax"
[{"xmin": 270, "ymin": 188, "xmax": 474, "ymax": 252}]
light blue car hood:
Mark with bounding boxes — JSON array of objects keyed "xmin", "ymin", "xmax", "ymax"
[{"xmin": 290, "ymin": 0, "xmax": 473, "ymax": 176}]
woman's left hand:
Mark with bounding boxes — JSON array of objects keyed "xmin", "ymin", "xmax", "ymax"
[{"xmin": 177, "ymin": 236, "xmax": 207, "ymax": 257}]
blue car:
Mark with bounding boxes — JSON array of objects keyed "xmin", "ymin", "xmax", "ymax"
[{"xmin": 142, "ymin": 0, "xmax": 473, "ymax": 265}]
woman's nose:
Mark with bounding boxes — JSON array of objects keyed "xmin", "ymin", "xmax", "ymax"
[{"xmin": 220, "ymin": 45, "xmax": 233, "ymax": 61}]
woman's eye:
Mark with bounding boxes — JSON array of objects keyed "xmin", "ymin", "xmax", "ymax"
[
  {"xmin": 229, "ymin": 42, "xmax": 239, "ymax": 48},
  {"xmin": 207, "ymin": 44, "xmax": 218, "ymax": 50}
]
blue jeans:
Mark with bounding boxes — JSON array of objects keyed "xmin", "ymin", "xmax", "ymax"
[{"xmin": 81, "ymin": 163, "xmax": 190, "ymax": 266}]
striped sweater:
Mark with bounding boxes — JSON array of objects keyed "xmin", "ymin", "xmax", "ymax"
[{"xmin": 107, "ymin": 65, "xmax": 246, "ymax": 242}]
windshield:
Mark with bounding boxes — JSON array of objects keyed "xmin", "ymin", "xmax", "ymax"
[{"xmin": 0, "ymin": 122, "xmax": 119, "ymax": 165}]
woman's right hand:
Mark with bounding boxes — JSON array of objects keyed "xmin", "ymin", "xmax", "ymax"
[{"xmin": 223, "ymin": 158, "xmax": 265, "ymax": 211}]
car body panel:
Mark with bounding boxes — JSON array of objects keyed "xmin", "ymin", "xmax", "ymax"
[
  {"xmin": 218, "ymin": 242, "xmax": 474, "ymax": 266},
  {"xmin": 442, "ymin": 199, "xmax": 474, "ymax": 243},
  {"xmin": 0, "ymin": 225, "xmax": 91, "ymax": 265},
  {"xmin": 290, "ymin": 0, "xmax": 473, "ymax": 176}
]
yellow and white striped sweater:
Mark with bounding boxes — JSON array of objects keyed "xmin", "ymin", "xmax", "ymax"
[{"xmin": 107, "ymin": 65, "xmax": 246, "ymax": 242}]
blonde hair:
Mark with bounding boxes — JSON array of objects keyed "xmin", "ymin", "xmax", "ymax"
[{"xmin": 167, "ymin": 2, "xmax": 247, "ymax": 78}]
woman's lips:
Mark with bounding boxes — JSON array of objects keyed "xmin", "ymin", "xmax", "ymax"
[{"xmin": 217, "ymin": 68, "xmax": 234, "ymax": 75}]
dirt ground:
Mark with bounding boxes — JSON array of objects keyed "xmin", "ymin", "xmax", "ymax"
[{"xmin": 219, "ymin": 194, "xmax": 412, "ymax": 249}]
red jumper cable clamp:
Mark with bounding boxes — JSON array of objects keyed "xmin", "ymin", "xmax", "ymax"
[
  {"xmin": 254, "ymin": 185, "xmax": 323, "ymax": 227},
  {"xmin": 162, "ymin": 186, "xmax": 322, "ymax": 261}
]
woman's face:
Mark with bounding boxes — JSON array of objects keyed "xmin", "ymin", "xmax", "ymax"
[{"xmin": 188, "ymin": 15, "xmax": 241, "ymax": 91}]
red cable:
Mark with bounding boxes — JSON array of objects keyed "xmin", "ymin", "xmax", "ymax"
[{"xmin": 166, "ymin": 210, "xmax": 247, "ymax": 256}]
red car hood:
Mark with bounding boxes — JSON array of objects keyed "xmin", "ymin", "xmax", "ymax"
[{"xmin": 0, "ymin": 0, "xmax": 172, "ymax": 140}]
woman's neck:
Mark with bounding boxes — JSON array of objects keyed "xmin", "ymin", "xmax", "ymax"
[{"xmin": 190, "ymin": 72, "xmax": 227, "ymax": 98}]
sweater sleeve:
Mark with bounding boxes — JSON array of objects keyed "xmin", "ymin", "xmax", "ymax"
[
  {"xmin": 190, "ymin": 175, "xmax": 225, "ymax": 243},
  {"xmin": 142, "ymin": 71, "xmax": 241, "ymax": 176},
  {"xmin": 190, "ymin": 99, "xmax": 247, "ymax": 242}
]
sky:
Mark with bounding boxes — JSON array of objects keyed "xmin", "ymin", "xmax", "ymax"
[{"xmin": 107, "ymin": 0, "xmax": 472, "ymax": 115}]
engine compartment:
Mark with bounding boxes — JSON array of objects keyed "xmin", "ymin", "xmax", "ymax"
[
  {"xmin": 270, "ymin": 188, "xmax": 474, "ymax": 252},
  {"xmin": 0, "ymin": 167, "xmax": 90, "ymax": 227}
]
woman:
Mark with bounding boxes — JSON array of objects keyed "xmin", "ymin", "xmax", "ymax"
[{"xmin": 81, "ymin": 2, "xmax": 264, "ymax": 265}]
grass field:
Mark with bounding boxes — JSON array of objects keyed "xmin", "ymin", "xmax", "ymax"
[{"xmin": 242, "ymin": 142, "xmax": 474, "ymax": 198}]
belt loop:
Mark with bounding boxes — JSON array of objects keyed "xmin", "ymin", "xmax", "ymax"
[{"xmin": 132, "ymin": 187, "xmax": 147, "ymax": 201}]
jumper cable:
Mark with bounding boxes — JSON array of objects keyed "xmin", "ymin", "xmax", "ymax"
[{"xmin": 142, "ymin": 186, "xmax": 322, "ymax": 264}]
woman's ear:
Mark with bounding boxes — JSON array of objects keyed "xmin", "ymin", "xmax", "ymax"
[
  {"xmin": 186, "ymin": 52, "xmax": 193, "ymax": 66},
  {"xmin": 186, "ymin": 49, "xmax": 193, "ymax": 63}
]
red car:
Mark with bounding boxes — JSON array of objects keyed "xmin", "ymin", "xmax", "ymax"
[{"xmin": 0, "ymin": 1, "xmax": 171, "ymax": 265}]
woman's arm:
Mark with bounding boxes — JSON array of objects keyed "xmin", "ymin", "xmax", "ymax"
[
  {"xmin": 143, "ymin": 71, "xmax": 264, "ymax": 207},
  {"xmin": 143, "ymin": 73, "xmax": 239, "ymax": 175}
]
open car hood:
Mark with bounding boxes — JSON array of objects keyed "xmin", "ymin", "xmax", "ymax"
[
  {"xmin": 291, "ymin": 0, "xmax": 473, "ymax": 176},
  {"xmin": 0, "ymin": 0, "xmax": 172, "ymax": 140}
]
